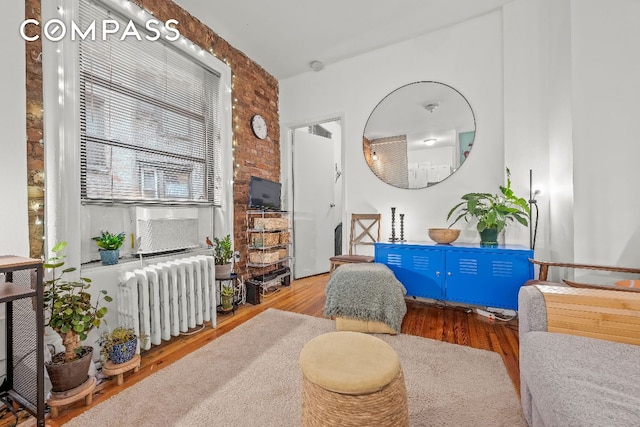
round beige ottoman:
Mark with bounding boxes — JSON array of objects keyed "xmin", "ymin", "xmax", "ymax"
[{"xmin": 299, "ymin": 331, "xmax": 409, "ymax": 427}]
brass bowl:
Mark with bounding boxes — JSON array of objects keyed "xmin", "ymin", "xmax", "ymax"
[{"xmin": 428, "ymin": 228, "xmax": 460, "ymax": 244}]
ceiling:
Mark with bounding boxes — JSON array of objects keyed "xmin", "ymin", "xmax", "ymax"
[{"xmin": 173, "ymin": 0, "xmax": 516, "ymax": 80}]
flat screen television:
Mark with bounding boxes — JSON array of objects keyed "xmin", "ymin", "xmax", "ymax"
[{"xmin": 249, "ymin": 176, "xmax": 282, "ymax": 211}]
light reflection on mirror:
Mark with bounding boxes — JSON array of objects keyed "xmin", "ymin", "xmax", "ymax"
[{"xmin": 363, "ymin": 81, "xmax": 475, "ymax": 189}]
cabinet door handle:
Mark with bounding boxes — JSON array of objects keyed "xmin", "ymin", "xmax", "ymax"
[
  {"xmin": 447, "ymin": 272, "xmax": 452, "ymax": 276},
  {"xmin": 435, "ymin": 271, "xmax": 441, "ymax": 277}
]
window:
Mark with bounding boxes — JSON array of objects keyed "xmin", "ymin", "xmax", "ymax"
[{"xmin": 78, "ymin": 0, "xmax": 222, "ymax": 205}]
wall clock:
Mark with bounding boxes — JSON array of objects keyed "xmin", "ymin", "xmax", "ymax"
[{"xmin": 251, "ymin": 114, "xmax": 268, "ymax": 140}]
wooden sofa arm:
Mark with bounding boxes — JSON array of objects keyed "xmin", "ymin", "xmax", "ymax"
[
  {"xmin": 536, "ymin": 285, "xmax": 640, "ymax": 346},
  {"xmin": 529, "ymin": 259, "xmax": 640, "ymax": 281}
]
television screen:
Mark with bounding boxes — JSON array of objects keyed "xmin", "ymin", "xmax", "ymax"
[{"xmin": 249, "ymin": 176, "xmax": 282, "ymax": 211}]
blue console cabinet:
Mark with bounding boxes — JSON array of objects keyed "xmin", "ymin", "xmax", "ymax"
[{"xmin": 374, "ymin": 242, "xmax": 533, "ymax": 310}]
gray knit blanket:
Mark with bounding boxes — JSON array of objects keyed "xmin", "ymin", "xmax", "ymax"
[{"xmin": 323, "ymin": 263, "xmax": 407, "ymax": 333}]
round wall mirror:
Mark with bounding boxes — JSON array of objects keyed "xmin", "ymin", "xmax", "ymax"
[{"xmin": 363, "ymin": 81, "xmax": 475, "ymax": 189}]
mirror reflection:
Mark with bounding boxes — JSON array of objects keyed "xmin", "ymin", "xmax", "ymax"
[{"xmin": 363, "ymin": 81, "xmax": 475, "ymax": 189}]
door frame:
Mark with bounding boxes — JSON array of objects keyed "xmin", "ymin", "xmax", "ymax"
[{"xmin": 281, "ymin": 113, "xmax": 346, "ymax": 279}]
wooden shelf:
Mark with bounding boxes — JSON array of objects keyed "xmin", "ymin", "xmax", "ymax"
[
  {"xmin": 0, "ymin": 282, "xmax": 37, "ymax": 303},
  {"xmin": 0, "ymin": 256, "xmax": 41, "ymax": 272}
]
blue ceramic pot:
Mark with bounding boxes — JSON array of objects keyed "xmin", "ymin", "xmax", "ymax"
[
  {"xmin": 108, "ymin": 337, "xmax": 137, "ymax": 364},
  {"xmin": 100, "ymin": 249, "xmax": 120, "ymax": 265}
]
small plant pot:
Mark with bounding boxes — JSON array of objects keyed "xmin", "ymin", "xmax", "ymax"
[
  {"xmin": 99, "ymin": 249, "xmax": 120, "ymax": 265},
  {"xmin": 46, "ymin": 346, "xmax": 94, "ymax": 392},
  {"xmin": 220, "ymin": 293, "xmax": 234, "ymax": 311},
  {"xmin": 215, "ymin": 263, "xmax": 233, "ymax": 278},
  {"xmin": 108, "ymin": 337, "xmax": 137, "ymax": 364},
  {"xmin": 479, "ymin": 228, "xmax": 499, "ymax": 246}
]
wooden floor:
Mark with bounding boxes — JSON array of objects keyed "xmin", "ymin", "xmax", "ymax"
[{"xmin": 30, "ymin": 273, "xmax": 520, "ymax": 426}]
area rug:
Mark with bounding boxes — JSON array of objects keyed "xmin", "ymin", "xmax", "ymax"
[{"xmin": 64, "ymin": 309, "xmax": 526, "ymax": 426}]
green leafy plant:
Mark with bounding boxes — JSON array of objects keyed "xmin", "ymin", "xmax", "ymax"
[
  {"xmin": 44, "ymin": 241, "xmax": 112, "ymax": 363},
  {"xmin": 213, "ymin": 235, "xmax": 233, "ymax": 266},
  {"xmin": 221, "ymin": 283, "xmax": 234, "ymax": 297},
  {"xmin": 92, "ymin": 231, "xmax": 126, "ymax": 251},
  {"xmin": 447, "ymin": 168, "xmax": 530, "ymax": 234},
  {"xmin": 220, "ymin": 283, "xmax": 234, "ymax": 310}
]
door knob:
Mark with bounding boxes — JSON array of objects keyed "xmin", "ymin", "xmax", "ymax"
[{"xmin": 329, "ymin": 203, "xmax": 335, "ymax": 207}]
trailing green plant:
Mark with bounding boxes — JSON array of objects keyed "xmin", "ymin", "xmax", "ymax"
[
  {"xmin": 213, "ymin": 235, "xmax": 233, "ymax": 266},
  {"xmin": 44, "ymin": 241, "xmax": 112, "ymax": 363},
  {"xmin": 447, "ymin": 168, "xmax": 530, "ymax": 234},
  {"xmin": 92, "ymin": 231, "xmax": 126, "ymax": 251}
]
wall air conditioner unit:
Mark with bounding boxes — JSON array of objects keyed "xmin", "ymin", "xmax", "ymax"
[{"xmin": 135, "ymin": 207, "xmax": 200, "ymax": 255}]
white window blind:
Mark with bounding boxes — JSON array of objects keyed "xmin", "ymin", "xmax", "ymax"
[{"xmin": 79, "ymin": 0, "xmax": 222, "ymax": 205}]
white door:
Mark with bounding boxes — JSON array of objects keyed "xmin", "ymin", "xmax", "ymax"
[{"xmin": 293, "ymin": 129, "xmax": 335, "ymax": 278}]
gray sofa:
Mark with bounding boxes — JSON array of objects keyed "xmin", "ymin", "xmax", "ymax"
[{"xmin": 518, "ymin": 285, "xmax": 640, "ymax": 426}]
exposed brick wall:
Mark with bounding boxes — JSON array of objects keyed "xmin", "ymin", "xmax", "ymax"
[
  {"xmin": 24, "ymin": 0, "xmax": 280, "ymax": 278},
  {"xmin": 25, "ymin": 0, "xmax": 44, "ymax": 258}
]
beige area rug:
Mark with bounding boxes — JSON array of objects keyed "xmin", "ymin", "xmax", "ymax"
[{"xmin": 64, "ymin": 309, "xmax": 525, "ymax": 426}]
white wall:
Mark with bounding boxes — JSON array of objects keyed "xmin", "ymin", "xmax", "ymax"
[
  {"xmin": 282, "ymin": 0, "xmax": 640, "ymax": 267},
  {"xmin": 503, "ymin": 0, "xmax": 576, "ymax": 266},
  {"xmin": 571, "ymin": 0, "xmax": 640, "ymax": 266},
  {"xmin": 281, "ymin": 11, "xmax": 509, "ymax": 247},
  {"xmin": 1, "ymin": 2, "xmax": 29, "ymax": 257},
  {"xmin": 504, "ymin": 0, "xmax": 640, "ymax": 267}
]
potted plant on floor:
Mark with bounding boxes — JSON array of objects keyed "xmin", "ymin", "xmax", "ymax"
[
  {"xmin": 44, "ymin": 241, "xmax": 111, "ymax": 392},
  {"xmin": 98, "ymin": 327, "xmax": 139, "ymax": 365},
  {"xmin": 219, "ymin": 282, "xmax": 236, "ymax": 312},
  {"xmin": 92, "ymin": 231, "xmax": 126, "ymax": 265},
  {"xmin": 447, "ymin": 168, "xmax": 530, "ymax": 245},
  {"xmin": 213, "ymin": 235, "xmax": 233, "ymax": 277}
]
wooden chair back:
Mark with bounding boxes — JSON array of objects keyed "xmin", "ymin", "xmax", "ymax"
[{"xmin": 349, "ymin": 214, "xmax": 381, "ymax": 255}]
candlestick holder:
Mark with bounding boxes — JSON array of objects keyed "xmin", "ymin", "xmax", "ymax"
[
  {"xmin": 399, "ymin": 214, "xmax": 405, "ymax": 242},
  {"xmin": 389, "ymin": 207, "xmax": 398, "ymax": 242}
]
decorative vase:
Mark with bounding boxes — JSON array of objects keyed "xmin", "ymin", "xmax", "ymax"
[
  {"xmin": 215, "ymin": 263, "xmax": 233, "ymax": 278},
  {"xmin": 100, "ymin": 249, "xmax": 120, "ymax": 265},
  {"xmin": 479, "ymin": 228, "xmax": 499, "ymax": 246},
  {"xmin": 107, "ymin": 336, "xmax": 137, "ymax": 364},
  {"xmin": 45, "ymin": 346, "xmax": 94, "ymax": 392}
]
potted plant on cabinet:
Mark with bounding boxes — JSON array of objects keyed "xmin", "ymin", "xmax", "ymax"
[
  {"xmin": 447, "ymin": 168, "xmax": 530, "ymax": 245},
  {"xmin": 98, "ymin": 327, "xmax": 139, "ymax": 365},
  {"xmin": 44, "ymin": 241, "xmax": 111, "ymax": 392},
  {"xmin": 92, "ymin": 231, "xmax": 126, "ymax": 265},
  {"xmin": 213, "ymin": 235, "xmax": 233, "ymax": 277}
]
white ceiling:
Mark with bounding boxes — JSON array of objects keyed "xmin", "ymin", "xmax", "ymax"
[{"xmin": 173, "ymin": 0, "xmax": 516, "ymax": 80}]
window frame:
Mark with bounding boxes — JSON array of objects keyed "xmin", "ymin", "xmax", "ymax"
[{"xmin": 42, "ymin": 0, "xmax": 233, "ymax": 267}]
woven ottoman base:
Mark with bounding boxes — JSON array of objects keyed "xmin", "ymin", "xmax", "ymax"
[
  {"xmin": 301, "ymin": 369, "xmax": 408, "ymax": 426},
  {"xmin": 300, "ymin": 331, "xmax": 408, "ymax": 427}
]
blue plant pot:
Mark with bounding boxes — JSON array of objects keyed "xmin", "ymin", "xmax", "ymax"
[
  {"xmin": 108, "ymin": 337, "xmax": 137, "ymax": 364},
  {"xmin": 100, "ymin": 249, "xmax": 120, "ymax": 265}
]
